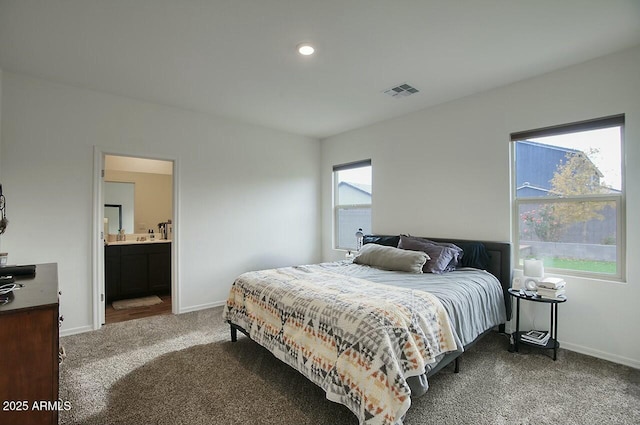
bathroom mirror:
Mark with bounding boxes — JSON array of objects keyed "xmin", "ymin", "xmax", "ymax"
[
  {"xmin": 104, "ymin": 204, "xmax": 122, "ymax": 234},
  {"xmin": 104, "ymin": 182, "xmax": 135, "ymax": 233}
]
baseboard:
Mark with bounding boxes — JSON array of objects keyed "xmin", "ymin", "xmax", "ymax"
[
  {"xmin": 560, "ymin": 341, "xmax": 640, "ymax": 370},
  {"xmin": 59, "ymin": 302, "xmax": 226, "ymax": 335},
  {"xmin": 178, "ymin": 299, "xmax": 226, "ymax": 314},
  {"xmin": 505, "ymin": 322, "xmax": 638, "ymax": 369},
  {"xmin": 60, "ymin": 325, "xmax": 93, "ymax": 337}
]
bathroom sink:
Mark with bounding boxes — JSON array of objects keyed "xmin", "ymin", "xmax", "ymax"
[{"xmin": 105, "ymin": 239, "xmax": 171, "ymax": 246}]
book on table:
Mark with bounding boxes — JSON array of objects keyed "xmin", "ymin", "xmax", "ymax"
[
  {"xmin": 536, "ymin": 287, "xmax": 565, "ymax": 295},
  {"xmin": 521, "ymin": 330, "xmax": 550, "ymax": 345},
  {"xmin": 537, "ymin": 277, "xmax": 566, "ymax": 290},
  {"xmin": 538, "ymin": 293, "xmax": 567, "ymax": 301},
  {"xmin": 537, "ymin": 287, "xmax": 566, "ymax": 299}
]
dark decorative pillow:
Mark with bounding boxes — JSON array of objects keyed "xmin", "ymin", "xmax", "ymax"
[
  {"xmin": 456, "ymin": 241, "xmax": 491, "ymax": 270},
  {"xmin": 397, "ymin": 235, "xmax": 459, "ymax": 274},
  {"xmin": 363, "ymin": 235, "xmax": 400, "ymax": 247}
]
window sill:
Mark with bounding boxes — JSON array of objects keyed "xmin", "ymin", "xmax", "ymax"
[{"xmin": 514, "ymin": 268, "xmax": 627, "ymax": 285}]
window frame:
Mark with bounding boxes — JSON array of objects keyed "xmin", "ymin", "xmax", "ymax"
[
  {"xmin": 511, "ymin": 115, "xmax": 626, "ymax": 281},
  {"xmin": 333, "ymin": 159, "xmax": 372, "ymax": 251}
]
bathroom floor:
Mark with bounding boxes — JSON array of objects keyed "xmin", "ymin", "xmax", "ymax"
[{"xmin": 105, "ymin": 294, "xmax": 172, "ymax": 324}]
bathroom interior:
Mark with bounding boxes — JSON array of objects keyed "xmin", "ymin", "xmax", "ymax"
[{"xmin": 103, "ymin": 155, "xmax": 174, "ymax": 324}]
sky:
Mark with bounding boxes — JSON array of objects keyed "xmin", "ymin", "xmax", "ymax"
[{"xmin": 337, "ymin": 166, "xmax": 372, "ymax": 185}]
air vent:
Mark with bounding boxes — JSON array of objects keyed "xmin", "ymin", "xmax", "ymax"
[{"xmin": 383, "ymin": 83, "xmax": 420, "ymax": 98}]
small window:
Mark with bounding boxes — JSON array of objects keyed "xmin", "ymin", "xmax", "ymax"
[
  {"xmin": 512, "ymin": 115, "xmax": 625, "ymax": 280},
  {"xmin": 333, "ymin": 160, "xmax": 372, "ymax": 250}
]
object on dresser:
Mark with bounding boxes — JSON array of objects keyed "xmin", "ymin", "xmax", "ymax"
[
  {"xmin": 0, "ymin": 184, "xmax": 7, "ymax": 235},
  {"xmin": 0, "ymin": 275, "xmax": 15, "ymax": 284},
  {"xmin": 0, "ymin": 264, "xmax": 37, "ymax": 277},
  {"xmin": 521, "ymin": 330, "xmax": 550, "ymax": 346}
]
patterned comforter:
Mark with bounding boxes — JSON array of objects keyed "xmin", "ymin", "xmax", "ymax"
[{"xmin": 222, "ymin": 265, "xmax": 459, "ymax": 425}]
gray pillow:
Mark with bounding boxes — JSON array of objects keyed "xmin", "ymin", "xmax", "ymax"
[
  {"xmin": 397, "ymin": 235, "xmax": 459, "ymax": 274},
  {"xmin": 353, "ymin": 243, "xmax": 429, "ymax": 273},
  {"xmin": 418, "ymin": 238, "xmax": 463, "ymax": 270}
]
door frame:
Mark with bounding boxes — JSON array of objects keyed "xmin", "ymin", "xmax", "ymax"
[{"xmin": 92, "ymin": 146, "xmax": 180, "ymax": 329}]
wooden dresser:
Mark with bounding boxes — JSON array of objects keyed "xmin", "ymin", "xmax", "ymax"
[{"xmin": 0, "ymin": 263, "xmax": 60, "ymax": 425}]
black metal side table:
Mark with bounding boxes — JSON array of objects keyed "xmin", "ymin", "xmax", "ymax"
[{"xmin": 508, "ymin": 288, "xmax": 567, "ymax": 360}]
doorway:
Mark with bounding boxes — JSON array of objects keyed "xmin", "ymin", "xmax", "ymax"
[{"xmin": 92, "ymin": 150, "xmax": 179, "ymax": 328}]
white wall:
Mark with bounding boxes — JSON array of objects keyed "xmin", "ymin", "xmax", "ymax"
[
  {"xmin": 0, "ymin": 69, "xmax": 3, "ymax": 221},
  {"xmin": 0, "ymin": 69, "xmax": 2, "ymax": 173},
  {"xmin": 0, "ymin": 73, "xmax": 321, "ymax": 334},
  {"xmin": 321, "ymin": 46, "xmax": 640, "ymax": 368}
]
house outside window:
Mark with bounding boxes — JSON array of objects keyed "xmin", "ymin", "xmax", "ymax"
[
  {"xmin": 512, "ymin": 115, "xmax": 625, "ymax": 280},
  {"xmin": 333, "ymin": 160, "xmax": 372, "ymax": 250}
]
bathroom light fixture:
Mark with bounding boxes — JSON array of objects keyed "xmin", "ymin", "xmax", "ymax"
[{"xmin": 297, "ymin": 43, "xmax": 315, "ymax": 56}]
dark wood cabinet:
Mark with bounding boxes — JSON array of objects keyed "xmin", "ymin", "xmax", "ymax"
[
  {"xmin": 105, "ymin": 242, "xmax": 171, "ymax": 302},
  {"xmin": 120, "ymin": 251, "xmax": 149, "ymax": 296},
  {"xmin": 148, "ymin": 249, "xmax": 171, "ymax": 292},
  {"xmin": 0, "ymin": 263, "xmax": 59, "ymax": 425},
  {"xmin": 105, "ymin": 245, "xmax": 121, "ymax": 300}
]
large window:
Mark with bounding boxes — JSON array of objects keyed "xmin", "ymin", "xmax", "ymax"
[
  {"xmin": 334, "ymin": 160, "xmax": 372, "ymax": 250},
  {"xmin": 512, "ymin": 115, "xmax": 625, "ymax": 280}
]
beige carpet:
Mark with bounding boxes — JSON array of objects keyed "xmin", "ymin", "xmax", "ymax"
[
  {"xmin": 59, "ymin": 306, "xmax": 640, "ymax": 425},
  {"xmin": 111, "ymin": 295, "xmax": 162, "ymax": 310}
]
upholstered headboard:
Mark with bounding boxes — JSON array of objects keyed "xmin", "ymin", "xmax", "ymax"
[{"xmin": 364, "ymin": 235, "xmax": 512, "ymax": 321}]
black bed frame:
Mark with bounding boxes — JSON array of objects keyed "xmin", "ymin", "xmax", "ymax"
[{"xmin": 227, "ymin": 236, "xmax": 512, "ymax": 378}]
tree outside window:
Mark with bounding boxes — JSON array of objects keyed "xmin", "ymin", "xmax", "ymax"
[{"xmin": 513, "ymin": 116, "xmax": 624, "ymax": 279}]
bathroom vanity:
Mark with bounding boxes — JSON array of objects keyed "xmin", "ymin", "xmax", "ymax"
[{"xmin": 105, "ymin": 240, "xmax": 171, "ymax": 302}]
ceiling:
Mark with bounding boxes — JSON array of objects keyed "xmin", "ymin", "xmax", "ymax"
[{"xmin": 1, "ymin": 1, "xmax": 639, "ymax": 139}]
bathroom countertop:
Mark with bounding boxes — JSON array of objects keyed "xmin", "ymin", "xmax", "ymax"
[{"xmin": 105, "ymin": 239, "xmax": 172, "ymax": 246}]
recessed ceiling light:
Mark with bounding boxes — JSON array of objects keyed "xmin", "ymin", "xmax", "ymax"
[{"xmin": 297, "ymin": 43, "xmax": 315, "ymax": 56}]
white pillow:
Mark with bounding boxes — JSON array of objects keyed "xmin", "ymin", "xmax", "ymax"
[{"xmin": 354, "ymin": 243, "xmax": 429, "ymax": 273}]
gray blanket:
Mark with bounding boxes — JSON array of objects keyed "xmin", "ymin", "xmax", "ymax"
[{"xmin": 314, "ymin": 261, "xmax": 507, "ymax": 347}]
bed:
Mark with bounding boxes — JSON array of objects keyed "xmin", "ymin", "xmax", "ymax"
[{"xmin": 223, "ymin": 235, "xmax": 512, "ymax": 425}]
